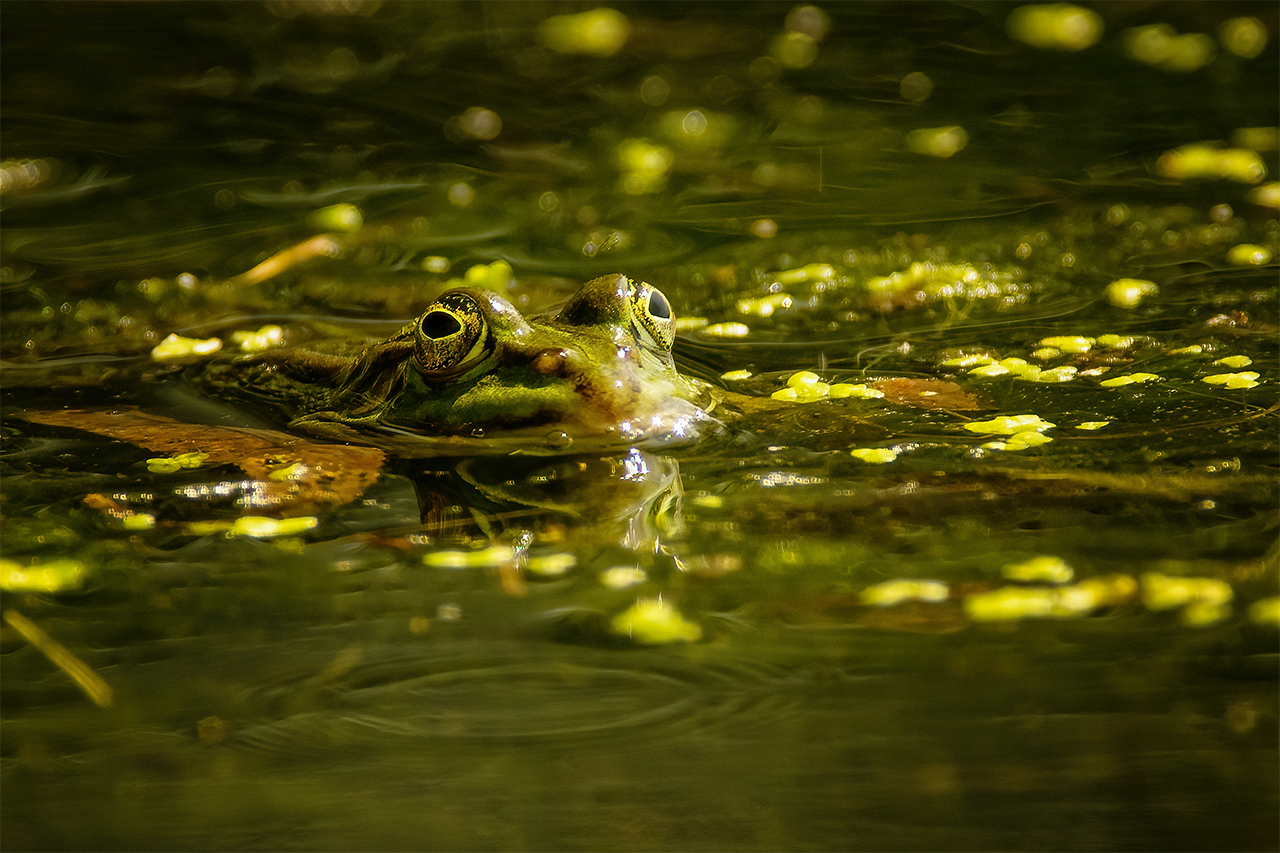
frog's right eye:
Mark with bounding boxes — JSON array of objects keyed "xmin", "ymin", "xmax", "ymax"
[{"xmin": 413, "ymin": 293, "xmax": 492, "ymax": 374}]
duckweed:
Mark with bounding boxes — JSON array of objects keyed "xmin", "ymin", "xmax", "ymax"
[
  {"xmin": 905, "ymin": 126, "xmax": 968, "ymax": 158},
  {"xmin": 610, "ymin": 597, "xmax": 702, "ymax": 644},
  {"xmin": 526, "ymin": 553, "xmax": 576, "ymax": 577},
  {"xmin": 1214, "ymin": 356, "xmax": 1253, "ymax": 368},
  {"xmin": 964, "ymin": 585, "xmax": 1091, "ymax": 621},
  {"xmin": 772, "ymin": 263, "xmax": 835, "ymax": 285},
  {"xmin": 146, "ymin": 452, "xmax": 209, "ymax": 473},
  {"xmin": 861, "ymin": 579, "xmax": 949, "ymax": 606},
  {"xmin": 600, "ymin": 566, "xmax": 647, "ymax": 589},
  {"xmin": 231, "ymin": 324, "xmax": 285, "ymax": 353},
  {"xmin": 1202, "ymin": 371, "xmax": 1261, "ymax": 389},
  {"xmin": 736, "ymin": 293, "xmax": 793, "ymax": 317},
  {"xmin": 0, "ymin": 558, "xmax": 87, "ymax": 593},
  {"xmin": 1226, "ymin": 243, "xmax": 1272, "ymax": 265},
  {"xmin": 1157, "ymin": 143, "xmax": 1267, "ymax": 182},
  {"xmin": 720, "ymin": 369, "xmax": 753, "ymax": 381},
  {"xmin": 1074, "ymin": 421, "xmax": 1111, "ymax": 430},
  {"xmin": 423, "ymin": 543, "xmax": 515, "ymax": 569},
  {"xmin": 700, "ymin": 322, "xmax": 750, "ymax": 338},
  {"xmin": 1007, "ymin": 3, "xmax": 1103, "ymax": 51},
  {"xmin": 1099, "ymin": 373, "xmax": 1161, "ymax": 387},
  {"xmin": 1105, "ymin": 278, "xmax": 1158, "ymax": 308},
  {"xmin": 1247, "ymin": 596, "xmax": 1280, "ymax": 627},
  {"xmin": 229, "ymin": 516, "xmax": 318, "ymax": 538},
  {"xmin": 1140, "ymin": 572, "xmax": 1233, "ymax": 612},
  {"xmin": 850, "ymin": 448, "xmax": 898, "ymax": 464},
  {"xmin": 540, "ymin": 7, "xmax": 630, "ymax": 57},
  {"xmin": 306, "ymin": 202, "xmax": 363, "ymax": 232},
  {"xmin": 963, "ymin": 414, "xmax": 1056, "ymax": 435},
  {"xmin": 1003, "ymin": 555, "xmax": 1074, "ymax": 583},
  {"xmin": 1038, "ymin": 335, "xmax": 1094, "ymax": 353},
  {"xmin": 151, "ymin": 333, "xmax": 222, "ymax": 360}
]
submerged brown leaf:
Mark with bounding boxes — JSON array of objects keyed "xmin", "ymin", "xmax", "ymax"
[
  {"xmin": 21, "ymin": 408, "xmax": 384, "ymax": 511},
  {"xmin": 874, "ymin": 377, "xmax": 987, "ymax": 411}
]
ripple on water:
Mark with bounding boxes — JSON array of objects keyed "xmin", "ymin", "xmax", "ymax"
[{"xmin": 233, "ymin": 642, "xmax": 813, "ymax": 754}]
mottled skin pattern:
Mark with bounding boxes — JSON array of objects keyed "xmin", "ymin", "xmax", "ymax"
[{"xmin": 210, "ymin": 274, "xmax": 721, "ymax": 452}]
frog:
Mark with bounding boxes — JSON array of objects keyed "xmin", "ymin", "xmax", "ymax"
[{"xmin": 203, "ymin": 273, "xmax": 728, "ymax": 454}]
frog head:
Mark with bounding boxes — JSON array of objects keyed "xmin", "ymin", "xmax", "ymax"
[{"xmin": 262, "ymin": 274, "xmax": 717, "ymax": 452}]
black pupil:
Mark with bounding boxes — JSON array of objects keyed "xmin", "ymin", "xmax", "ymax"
[
  {"xmin": 647, "ymin": 290, "xmax": 670, "ymax": 320},
  {"xmin": 422, "ymin": 310, "xmax": 462, "ymax": 339}
]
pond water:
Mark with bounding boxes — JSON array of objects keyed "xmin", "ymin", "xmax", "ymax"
[{"xmin": 2, "ymin": 3, "xmax": 1277, "ymax": 850}]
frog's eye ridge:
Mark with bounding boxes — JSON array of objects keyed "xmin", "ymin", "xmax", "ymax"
[
  {"xmin": 629, "ymin": 279, "xmax": 676, "ymax": 352},
  {"xmin": 413, "ymin": 292, "xmax": 492, "ymax": 374}
]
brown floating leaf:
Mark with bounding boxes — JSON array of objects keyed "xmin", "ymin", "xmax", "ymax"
[
  {"xmin": 874, "ymin": 377, "xmax": 986, "ymax": 411},
  {"xmin": 21, "ymin": 408, "xmax": 384, "ymax": 511}
]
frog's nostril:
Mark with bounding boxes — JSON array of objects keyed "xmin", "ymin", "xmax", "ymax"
[{"xmin": 532, "ymin": 349, "xmax": 568, "ymax": 375}]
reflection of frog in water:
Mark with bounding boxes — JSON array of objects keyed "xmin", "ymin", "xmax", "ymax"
[{"xmin": 207, "ymin": 274, "xmax": 724, "ymax": 454}]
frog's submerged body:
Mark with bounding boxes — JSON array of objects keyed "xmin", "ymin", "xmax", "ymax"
[{"xmin": 207, "ymin": 274, "xmax": 723, "ymax": 453}]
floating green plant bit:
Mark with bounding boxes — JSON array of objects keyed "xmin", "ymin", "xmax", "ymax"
[
  {"xmin": 736, "ymin": 293, "xmax": 793, "ymax": 317},
  {"xmin": 186, "ymin": 520, "xmax": 233, "ymax": 536},
  {"xmin": 1031, "ymin": 347, "xmax": 1060, "ymax": 360},
  {"xmin": 1096, "ymin": 334, "xmax": 1137, "ymax": 348},
  {"xmin": 1106, "ymin": 278, "xmax": 1159, "ymax": 308},
  {"xmin": 151, "ymin": 333, "xmax": 222, "ymax": 361},
  {"xmin": 1168, "ymin": 345, "xmax": 1204, "ymax": 355},
  {"xmin": 1003, "ymin": 431, "xmax": 1053, "ymax": 450},
  {"xmin": 1214, "ymin": 355, "xmax": 1253, "ymax": 368},
  {"xmin": 611, "ymin": 597, "xmax": 702, "ymax": 644},
  {"xmin": 861, "ymin": 579, "xmax": 949, "ymax": 606},
  {"xmin": 1003, "ymin": 555, "xmax": 1074, "ymax": 583},
  {"xmin": 1028, "ymin": 365, "xmax": 1077, "ymax": 383},
  {"xmin": 268, "ymin": 462, "xmax": 307, "ymax": 481},
  {"xmin": 229, "ymin": 516, "xmax": 318, "ymax": 538},
  {"xmin": 1140, "ymin": 572, "xmax": 1233, "ymax": 612},
  {"xmin": 1074, "ymin": 421, "xmax": 1111, "ymax": 430},
  {"xmin": 1182, "ymin": 600, "xmax": 1232, "ymax": 628},
  {"xmin": 526, "ymin": 553, "xmax": 576, "ymax": 577},
  {"xmin": 1007, "ymin": 3, "xmax": 1103, "ymax": 50},
  {"xmin": 121, "ymin": 513, "xmax": 156, "ymax": 531},
  {"xmin": 1226, "ymin": 243, "xmax": 1273, "ymax": 265},
  {"xmin": 939, "ymin": 352, "xmax": 996, "ymax": 368},
  {"xmin": 700, "ymin": 322, "xmax": 750, "ymax": 338},
  {"xmin": 829, "ymin": 383, "xmax": 883, "ymax": 399},
  {"xmin": 306, "ymin": 202, "xmax": 363, "ymax": 233},
  {"xmin": 772, "ymin": 263, "xmax": 835, "ymax": 285},
  {"xmin": 1248, "ymin": 596, "xmax": 1280, "ymax": 627},
  {"xmin": 963, "ymin": 586, "xmax": 1093, "ymax": 622},
  {"xmin": 540, "ymin": 7, "xmax": 630, "ymax": 57},
  {"xmin": 963, "ymin": 414, "xmax": 1056, "ymax": 435},
  {"xmin": 600, "ymin": 566, "xmax": 647, "ymax": 589},
  {"xmin": 1157, "ymin": 143, "xmax": 1267, "ymax": 181},
  {"xmin": 231, "ymin": 324, "xmax": 284, "ymax": 353},
  {"xmin": 720, "ymin": 369, "xmax": 753, "ymax": 381},
  {"xmin": 616, "ymin": 138, "xmax": 672, "ymax": 194},
  {"xmin": 1202, "ymin": 371, "xmax": 1261, "ymax": 389},
  {"xmin": 675, "ymin": 316, "xmax": 708, "ymax": 332},
  {"xmin": 146, "ymin": 451, "xmax": 209, "ymax": 474},
  {"xmin": 1038, "ymin": 335, "xmax": 1094, "ymax": 353},
  {"xmin": 1099, "ymin": 372, "xmax": 1161, "ymax": 387},
  {"xmin": 461, "ymin": 260, "xmax": 513, "ymax": 293},
  {"xmin": 1248, "ymin": 181, "xmax": 1280, "ymax": 208},
  {"xmin": 423, "ymin": 543, "xmax": 515, "ymax": 569},
  {"xmin": 1074, "ymin": 574, "xmax": 1138, "ymax": 608},
  {"xmin": 850, "ymin": 447, "xmax": 898, "ymax": 464},
  {"xmin": 905, "ymin": 125, "xmax": 968, "ymax": 158},
  {"xmin": 0, "ymin": 558, "xmax": 87, "ymax": 593}
]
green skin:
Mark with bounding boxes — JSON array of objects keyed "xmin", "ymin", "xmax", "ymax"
[{"xmin": 216, "ymin": 274, "xmax": 728, "ymax": 453}]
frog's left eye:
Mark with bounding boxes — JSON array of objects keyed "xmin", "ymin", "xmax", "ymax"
[
  {"xmin": 629, "ymin": 280, "xmax": 675, "ymax": 352},
  {"xmin": 413, "ymin": 293, "xmax": 492, "ymax": 374}
]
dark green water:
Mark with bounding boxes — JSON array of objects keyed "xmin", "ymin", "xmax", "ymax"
[{"xmin": 2, "ymin": 3, "xmax": 1277, "ymax": 850}]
